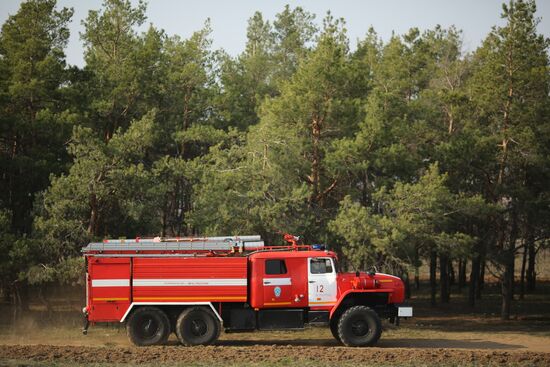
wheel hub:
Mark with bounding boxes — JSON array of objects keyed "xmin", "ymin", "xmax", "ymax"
[
  {"xmin": 190, "ymin": 318, "xmax": 208, "ymax": 336},
  {"xmin": 140, "ymin": 317, "xmax": 159, "ymax": 338},
  {"xmin": 351, "ymin": 319, "xmax": 369, "ymax": 337}
]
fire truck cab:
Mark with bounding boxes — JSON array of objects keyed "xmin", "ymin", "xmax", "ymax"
[{"xmin": 82, "ymin": 235, "xmax": 412, "ymax": 347}]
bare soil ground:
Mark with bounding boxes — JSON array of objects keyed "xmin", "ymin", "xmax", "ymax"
[
  {"xmin": 1, "ymin": 318, "xmax": 550, "ymax": 366},
  {"xmin": 1, "ymin": 342, "xmax": 550, "ymax": 367},
  {"xmin": 1, "ymin": 281, "xmax": 550, "ymax": 366}
]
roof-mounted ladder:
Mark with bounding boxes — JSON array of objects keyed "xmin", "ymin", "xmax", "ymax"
[{"xmin": 82, "ymin": 235, "xmax": 264, "ymax": 253}]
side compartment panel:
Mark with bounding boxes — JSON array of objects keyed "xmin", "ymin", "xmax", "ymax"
[{"xmin": 132, "ymin": 257, "xmax": 248, "ymax": 303}]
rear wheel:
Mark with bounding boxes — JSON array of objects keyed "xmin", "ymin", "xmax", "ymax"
[
  {"xmin": 126, "ymin": 307, "xmax": 170, "ymax": 346},
  {"xmin": 337, "ymin": 306, "xmax": 382, "ymax": 347},
  {"xmin": 175, "ymin": 307, "xmax": 221, "ymax": 346}
]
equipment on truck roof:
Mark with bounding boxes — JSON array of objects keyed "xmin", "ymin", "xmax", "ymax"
[{"xmin": 82, "ymin": 235, "xmax": 265, "ymax": 254}]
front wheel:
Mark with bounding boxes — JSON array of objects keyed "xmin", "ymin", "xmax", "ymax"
[
  {"xmin": 126, "ymin": 307, "xmax": 170, "ymax": 346},
  {"xmin": 337, "ymin": 306, "xmax": 382, "ymax": 347},
  {"xmin": 175, "ymin": 307, "xmax": 221, "ymax": 346},
  {"xmin": 330, "ymin": 317, "xmax": 341, "ymax": 343}
]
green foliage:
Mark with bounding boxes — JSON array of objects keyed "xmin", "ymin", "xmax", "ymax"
[
  {"xmin": 190, "ymin": 121, "xmax": 316, "ymax": 243},
  {"xmin": 216, "ymin": 6, "xmax": 318, "ymax": 131},
  {"xmin": 192, "ymin": 13, "xmax": 360, "ymax": 244},
  {"xmin": 81, "ymin": 0, "xmax": 149, "ymax": 138},
  {"xmin": 35, "ymin": 110, "xmax": 159, "ymax": 260},
  {"xmin": 0, "ymin": 0, "xmax": 74, "ymax": 234},
  {"xmin": 26, "ymin": 256, "xmax": 83, "ymax": 286},
  {"xmin": 330, "ymin": 165, "xmax": 481, "ymax": 271},
  {"xmin": 459, "ymin": 0, "xmax": 548, "ymax": 317},
  {"xmin": 0, "ymin": 0, "xmax": 77, "ymax": 293}
]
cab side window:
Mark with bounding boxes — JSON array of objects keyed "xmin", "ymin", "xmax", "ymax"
[
  {"xmin": 310, "ymin": 258, "xmax": 333, "ymax": 274},
  {"xmin": 265, "ymin": 259, "xmax": 287, "ymax": 275}
]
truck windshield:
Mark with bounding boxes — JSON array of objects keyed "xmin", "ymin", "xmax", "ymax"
[{"xmin": 310, "ymin": 258, "xmax": 333, "ymax": 274}]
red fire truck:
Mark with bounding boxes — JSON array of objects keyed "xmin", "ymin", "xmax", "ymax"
[{"xmin": 82, "ymin": 234, "xmax": 412, "ymax": 347}]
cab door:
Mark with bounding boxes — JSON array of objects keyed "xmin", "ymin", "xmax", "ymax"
[
  {"xmin": 308, "ymin": 257, "xmax": 337, "ymax": 307},
  {"xmin": 262, "ymin": 258, "xmax": 294, "ymax": 307}
]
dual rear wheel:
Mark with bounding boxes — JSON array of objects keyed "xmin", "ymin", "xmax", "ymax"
[
  {"xmin": 126, "ymin": 307, "xmax": 170, "ymax": 346},
  {"xmin": 175, "ymin": 307, "xmax": 221, "ymax": 346},
  {"xmin": 126, "ymin": 306, "xmax": 220, "ymax": 346}
]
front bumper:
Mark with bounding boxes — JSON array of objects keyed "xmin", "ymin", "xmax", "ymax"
[
  {"xmin": 374, "ymin": 303, "xmax": 413, "ymax": 320},
  {"xmin": 398, "ymin": 306, "xmax": 413, "ymax": 317}
]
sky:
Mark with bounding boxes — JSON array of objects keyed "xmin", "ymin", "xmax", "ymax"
[{"xmin": 1, "ymin": 0, "xmax": 549, "ymax": 67}]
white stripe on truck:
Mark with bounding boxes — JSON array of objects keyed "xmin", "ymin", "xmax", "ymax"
[
  {"xmin": 263, "ymin": 278, "xmax": 292, "ymax": 286},
  {"xmin": 133, "ymin": 278, "xmax": 247, "ymax": 287},
  {"xmin": 92, "ymin": 279, "xmax": 130, "ymax": 287}
]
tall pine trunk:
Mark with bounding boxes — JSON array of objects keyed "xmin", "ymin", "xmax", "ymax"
[
  {"xmin": 402, "ymin": 271, "xmax": 411, "ymax": 299},
  {"xmin": 430, "ymin": 250, "xmax": 437, "ymax": 307},
  {"xmin": 414, "ymin": 247, "xmax": 420, "ymax": 290},
  {"xmin": 501, "ymin": 212, "xmax": 518, "ymax": 320},
  {"xmin": 519, "ymin": 241, "xmax": 527, "ymax": 300},
  {"xmin": 477, "ymin": 250, "xmax": 486, "ymax": 300},
  {"xmin": 449, "ymin": 260, "xmax": 456, "ymax": 287},
  {"xmin": 440, "ymin": 254, "xmax": 450, "ymax": 303},
  {"xmin": 310, "ymin": 116, "xmax": 321, "ymax": 206},
  {"xmin": 526, "ymin": 241, "xmax": 536, "ymax": 292},
  {"xmin": 501, "ymin": 250, "xmax": 515, "ymax": 320},
  {"xmin": 469, "ymin": 255, "xmax": 480, "ymax": 307},
  {"xmin": 458, "ymin": 259, "xmax": 467, "ymax": 292}
]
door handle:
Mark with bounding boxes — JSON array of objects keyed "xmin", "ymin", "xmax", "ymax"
[{"xmin": 309, "ymin": 280, "xmax": 316, "ymax": 283}]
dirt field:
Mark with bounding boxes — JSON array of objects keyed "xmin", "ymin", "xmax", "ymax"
[
  {"xmin": 1, "ymin": 317, "xmax": 550, "ymax": 366},
  {"xmin": 1, "ymin": 281, "xmax": 550, "ymax": 366},
  {"xmin": 1, "ymin": 342, "xmax": 550, "ymax": 367}
]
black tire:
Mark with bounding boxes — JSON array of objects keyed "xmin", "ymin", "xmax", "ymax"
[
  {"xmin": 337, "ymin": 306, "xmax": 382, "ymax": 347},
  {"xmin": 330, "ymin": 317, "xmax": 341, "ymax": 343},
  {"xmin": 175, "ymin": 307, "xmax": 221, "ymax": 346},
  {"xmin": 126, "ymin": 307, "xmax": 170, "ymax": 346}
]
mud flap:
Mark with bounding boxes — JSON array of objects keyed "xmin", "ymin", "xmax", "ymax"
[{"xmin": 82, "ymin": 312, "xmax": 90, "ymax": 335}]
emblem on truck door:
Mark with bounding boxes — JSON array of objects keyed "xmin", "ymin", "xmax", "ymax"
[{"xmin": 274, "ymin": 286, "xmax": 282, "ymax": 297}]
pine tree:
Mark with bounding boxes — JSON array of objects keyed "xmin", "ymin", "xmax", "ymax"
[{"xmin": 468, "ymin": 0, "xmax": 550, "ymax": 319}]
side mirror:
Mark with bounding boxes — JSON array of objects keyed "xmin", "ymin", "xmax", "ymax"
[{"xmin": 355, "ymin": 270, "xmax": 360, "ymax": 277}]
